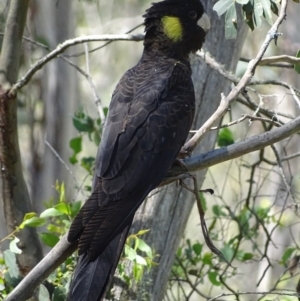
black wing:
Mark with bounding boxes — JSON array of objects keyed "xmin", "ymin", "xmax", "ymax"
[{"xmin": 68, "ymin": 57, "xmax": 195, "ymax": 260}]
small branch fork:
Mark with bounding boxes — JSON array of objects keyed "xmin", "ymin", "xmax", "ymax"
[
  {"xmin": 181, "ymin": 0, "xmax": 288, "ymax": 156},
  {"xmin": 179, "ymin": 174, "xmax": 233, "ymax": 267}
]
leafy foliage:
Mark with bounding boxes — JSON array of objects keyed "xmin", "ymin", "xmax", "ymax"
[{"xmin": 213, "ymin": 0, "xmax": 283, "ymax": 39}]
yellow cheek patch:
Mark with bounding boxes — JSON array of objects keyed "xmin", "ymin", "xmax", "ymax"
[{"xmin": 162, "ymin": 16, "xmax": 183, "ymax": 42}]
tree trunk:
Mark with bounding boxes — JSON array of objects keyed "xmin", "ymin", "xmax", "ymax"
[
  {"xmin": 0, "ymin": 0, "xmax": 43, "ymax": 274},
  {"xmin": 113, "ymin": 3, "xmax": 248, "ymax": 300},
  {"xmin": 29, "ymin": 0, "xmax": 79, "ymax": 212}
]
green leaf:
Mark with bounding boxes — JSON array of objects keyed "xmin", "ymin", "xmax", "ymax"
[
  {"xmin": 81, "ymin": 156, "xmax": 95, "ymax": 173},
  {"xmin": 39, "ymin": 232, "xmax": 59, "ymax": 247},
  {"xmin": 270, "ymin": 0, "xmax": 279, "ymax": 15},
  {"xmin": 208, "ymin": 271, "xmax": 221, "ymax": 286},
  {"xmin": 199, "ymin": 192, "xmax": 207, "ymax": 212},
  {"xmin": 253, "ymin": 0, "xmax": 263, "ymax": 27},
  {"xmin": 72, "ymin": 116, "xmax": 94, "ymax": 133},
  {"xmin": 192, "ymin": 243, "xmax": 203, "ymax": 256},
  {"xmin": 236, "ymin": 0, "xmax": 249, "ymax": 4},
  {"xmin": 20, "ymin": 217, "xmax": 46, "ymax": 228},
  {"xmin": 282, "ymin": 247, "xmax": 296, "ymax": 264},
  {"xmin": 213, "ymin": 0, "xmax": 234, "ymax": 16},
  {"xmin": 221, "ymin": 244, "xmax": 234, "ymax": 262},
  {"xmin": 58, "ymin": 182, "xmax": 65, "ymax": 203},
  {"xmin": 93, "ymin": 130, "xmax": 101, "ymax": 146},
  {"xmin": 225, "ymin": 3, "xmax": 237, "ymax": 39},
  {"xmin": 70, "ymin": 201, "xmax": 82, "ymax": 218},
  {"xmin": 125, "ymin": 245, "xmax": 137, "ymax": 261},
  {"xmin": 261, "ymin": 0, "xmax": 273, "ymax": 25},
  {"xmin": 3, "ymin": 250, "xmax": 19, "ymax": 278},
  {"xmin": 242, "ymin": 252, "xmax": 253, "ymax": 261},
  {"xmin": 135, "ymin": 255, "xmax": 147, "ymax": 266},
  {"xmin": 137, "ymin": 239, "xmax": 152, "ymax": 257},
  {"xmin": 23, "ymin": 212, "xmax": 37, "ymax": 221},
  {"xmin": 69, "ymin": 137, "xmax": 82, "ymax": 164},
  {"xmin": 38, "ymin": 284, "xmax": 50, "ymax": 301},
  {"xmin": 136, "ymin": 229, "xmax": 150, "ymax": 236},
  {"xmin": 9, "ymin": 237, "xmax": 22, "ymax": 254},
  {"xmin": 40, "ymin": 208, "xmax": 63, "ymax": 218},
  {"xmin": 202, "ymin": 252, "xmax": 213, "ymax": 265},
  {"xmin": 294, "ymin": 50, "xmax": 300, "ymax": 74},
  {"xmin": 212, "ymin": 205, "xmax": 226, "ymax": 217},
  {"xmin": 188, "ymin": 269, "xmax": 199, "ymax": 276},
  {"xmin": 54, "ymin": 203, "xmax": 70, "ymax": 215},
  {"xmin": 217, "ymin": 128, "xmax": 234, "ymax": 147},
  {"xmin": 176, "ymin": 247, "xmax": 182, "ymax": 258},
  {"xmin": 242, "ymin": 2, "xmax": 255, "ymax": 30}
]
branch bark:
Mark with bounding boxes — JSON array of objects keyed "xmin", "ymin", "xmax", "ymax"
[{"xmin": 0, "ymin": 0, "xmax": 43, "ymax": 275}]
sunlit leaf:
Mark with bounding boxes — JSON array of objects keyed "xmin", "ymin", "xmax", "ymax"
[
  {"xmin": 136, "ymin": 229, "xmax": 150, "ymax": 236},
  {"xmin": 253, "ymin": 0, "xmax": 263, "ymax": 27},
  {"xmin": 55, "ymin": 203, "xmax": 70, "ymax": 215},
  {"xmin": 261, "ymin": 0, "xmax": 273, "ymax": 25},
  {"xmin": 20, "ymin": 217, "xmax": 46, "ymax": 228},
  {"xmin": 40, "ymin": 208, "xmax": 63, "ymax": 218},
  {"xmin": 9, "ymin": 237, "xmax": 22, "ymax": 254},
  {"xmin": 137, "ymin": 239, "xmax": 152, "ymax": 257},
  {"xmin": 135, "ymin": 255, "xmax": 147, "ymax": 266},
  {"xmin": 213, "ymin": 0, "xmax": 234, "ymax": 16},
  {"xmin": 125, "ymin": 245, "xmax": 137, "ymax": 261}
]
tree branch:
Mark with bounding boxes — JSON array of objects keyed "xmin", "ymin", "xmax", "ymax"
[
  {"xmin": 182, "ymin": 0, "xmax": 288, "ymax": 155},
  {"xmin": 9, "ymin": 34, "xmax": 144, "ymax": 95}
]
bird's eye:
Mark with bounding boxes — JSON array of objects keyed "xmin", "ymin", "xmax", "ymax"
[{"xmin": 189, "ymin": 11, "xmax": 197, "ymax": 19}]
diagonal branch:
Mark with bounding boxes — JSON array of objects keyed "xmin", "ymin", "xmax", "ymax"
[{"xmin": 9, "ymin": 34, "xmax": 144, "ymax": 95}]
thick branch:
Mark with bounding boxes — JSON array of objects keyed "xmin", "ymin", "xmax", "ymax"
[
  {"xmin": 0, "ymin": 0, "xmax": 29, "ymax": 84},
  {"xmin": 0, "ymin": 0, "xmax": 44, "ymax": 276},
  {"xmin": 9, "ymin": 34, "xmax": 144, "ymax": 95},
  {"xmin": 168, "ymin": 115, "xmax": 300, "ymax": 178}
]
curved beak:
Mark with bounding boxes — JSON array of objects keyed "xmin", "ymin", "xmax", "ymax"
[{"xmin": 198, "ymin": 13, "xmax": 210, "ymax": 33}]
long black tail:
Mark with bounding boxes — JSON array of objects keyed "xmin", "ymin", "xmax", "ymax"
[{"xmin": 67, "ymin": 219, "xmax": 132, "ymax": 301}]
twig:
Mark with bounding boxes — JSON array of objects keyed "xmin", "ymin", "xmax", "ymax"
[
  {"xmin": 182, "ymin": 0, "xmax": 288, "ymax": 155},
  {"xmin": 179, "ymin": 175, "xmax": 233, "ymax": 266},
  {"xmin": 208, "ymin": 290, "xmax": 300, "ymax": 301},
  {"xmin": 83, "ymin": 43, "xmax": 106, "ymax": 122},
  {"xmin": 189, "ymin": 114, "xmax": 281, "ymax": 133},
  {"xmin": 241, "ymin": 54, "xmax": 300, "ymax": 66},
  {"xmin": 45, "ymin": 140, "xmax": 81, "ymax": 189},
  {"xmin": 270, "ymin": 144, "xmax": 297, "ymax": 208},
  {"xmin": 289, "ymin": 85, "xmax": 300, "ymax": 110},
  {"xmin": 9, "ymin": 33, "xmax": 144, "ymax": 95}
]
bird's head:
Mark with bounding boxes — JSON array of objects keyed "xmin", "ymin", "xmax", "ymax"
[{"xmin": 143, "ymin": 0, "xmax": 210, "ymax": 58}]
